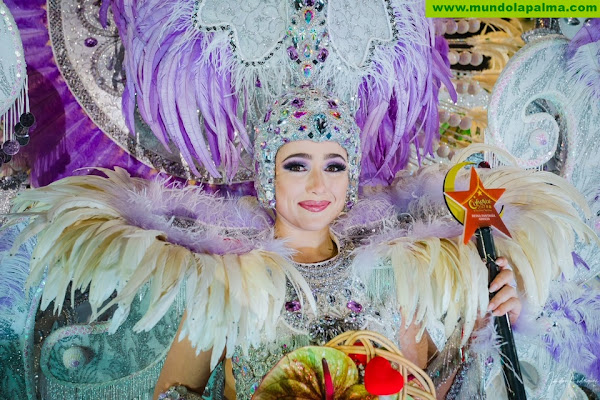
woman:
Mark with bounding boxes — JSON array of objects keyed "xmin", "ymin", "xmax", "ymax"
[
  {"xmin": 153, "ymin": 90, "xmax": 522, "ymax": 399},
  {"xmin": 8, "ymin": 90, "xmax": 589, "ymax": 399}
]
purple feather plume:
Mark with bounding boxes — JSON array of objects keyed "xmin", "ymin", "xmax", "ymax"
[
  {"xmin": 111, "ymin": 0, "xmax": 250, "ymax": 181},
  {"xmin": 108, "ymin": 0, "xmax": 453, "ymax": 185},
  {"xmin": 566, "ymin": 19, "xmax": 600, "ymax": 59},
  {"xmin": 537, "ymin": 281, "xmax": 600, "ymax": 380}
]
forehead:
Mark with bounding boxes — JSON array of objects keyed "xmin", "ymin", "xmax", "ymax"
[{"xmin": 276, "ymin": 140, "xmax": 348, "ymax": 161}]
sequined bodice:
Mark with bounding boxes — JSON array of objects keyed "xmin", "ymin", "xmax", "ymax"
[{"xmin": 231, "ymin": 239, "xmax": 402, "ymax": 398}]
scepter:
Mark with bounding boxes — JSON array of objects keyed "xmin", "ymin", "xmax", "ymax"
[{"xmin": 444, "ymin": 163, "xmax": 527, "ymax": 400}]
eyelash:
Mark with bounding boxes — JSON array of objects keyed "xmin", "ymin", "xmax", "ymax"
[
  {"xmin": 282, "ymin": 161, "xmax": 347, "ymax": 173},
  {"xmin": 283, "ymin": 162, "xmax": 307, "ymax": 172},
  {"xmin": 325, "ymin": 162, "xmax": 347, "ymax": 172}
]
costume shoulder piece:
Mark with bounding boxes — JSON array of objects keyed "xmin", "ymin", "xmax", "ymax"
[
  {"xmin": 6, "ymin": 159, "xmax": 596, "ymax": 366},
  {"xmin": 334, "ymin": 157, "xmax": 597, "ymax": 342},
  {"xmin": 7, "ymin": 168, "xmax": 315, "ymax": 369}
]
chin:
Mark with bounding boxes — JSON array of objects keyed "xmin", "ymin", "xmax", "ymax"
[{"xmin": 296, "ymin": 209, "xmax": 342, "ymax": 230}]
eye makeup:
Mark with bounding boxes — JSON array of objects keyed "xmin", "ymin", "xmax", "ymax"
[
  {"xmin": 325, "ymin": 162, "xmax": 347, "ymax": 172},
  {"xmin": 282, "ymin": 159, "xmax": 308, "ymax": 172}
]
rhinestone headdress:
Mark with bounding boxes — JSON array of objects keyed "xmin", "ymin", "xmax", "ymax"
[{"xmin": 254, "ymin": 88, "xmax": 361, "ymax": 209}]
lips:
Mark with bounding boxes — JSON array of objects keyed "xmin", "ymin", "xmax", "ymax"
[{"xmin": 298, "ymin": 200, "xmax": 331, "ymax": 212}]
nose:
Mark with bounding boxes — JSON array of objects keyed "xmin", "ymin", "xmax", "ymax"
[{"xmin": 306, "ymin": 168, "xmax": 326, "ymax": 194}]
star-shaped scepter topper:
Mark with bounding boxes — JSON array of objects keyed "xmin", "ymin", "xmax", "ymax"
[{"xmin": 444, "ymin": 166, "xmax": 511, "ymax": 245}]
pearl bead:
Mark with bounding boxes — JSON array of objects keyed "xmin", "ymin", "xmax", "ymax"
[
  {"xmin": 437, "ymin": 144, "xmax": 450, "ymax": 157},
  {"xmin": 437, "ymin": 21, "xmax": 447, "ymax": 35},
  {"xmin": 448, "ymin": 113, "xmax": 461, "ymax": 127},
  {"xmin": 470, "ymin": 52, "xmax": 484, "ymax": 66},
  {"xmin": 445, "ymin": 19, "xmax": 458, "ymax": 34},
  {"xmin": 458, "ymin": 51, "xmax": 472, "ymax": 65},
  {"xmin": 468, "ymin": 19, "xmax": 481, "ymax": 32},
  {"xmin": 459, "ymin": 117, "xmax": 472, "ymax": 130},
  {"xmin": 448, "ymin": 51, "xmax": 459, "ymax": 65},
  {"xmin": 455, "ymin": 81, "xmax": 468, "ymax": 94},
  {"xmin": 467, "ymin": 82, "xmax": 481, "ymax": 95},
  {"xmin": 457, "ymin": 19, "xmax": 469, "ymax": 34},
  {"xmin": 439, "ymin": 109, "xmax": 450, "ymax": 123}
]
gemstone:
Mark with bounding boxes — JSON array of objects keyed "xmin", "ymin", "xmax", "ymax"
[
  {"xmin": 305, "ymin": 10, "xmax": 314, "ymax": 24},
  {"xmin": 314, "ymin": 113, "xmax": 327, "ymax": 133},
  {"xmin": 2, "ymin": 140, "xmax": 20, "ymax": 156},
  {"xmin": 293, "ymin": 111, "xmax": 307, "ymax": 118},
  {"xmin": 316, "ymin": 0, "xmax": 325, "ymax": 11},
  {"xmin": 347, "ymin": 301, "xmax": 363, "ymax": 313},
  {"xmin": 287, "ymin": 45, "xmax": 299, "ymax": 60},
  {"xmin": 310, "ymin": 28, "xmax": 318, "ymax": 41},
  {"xmin": 264, "ymin": 109, "xmax": 271, "ymax": 122},
  {"xmin": 19, "ymin": 112, "xmax": 35, "ymax": 127},
  {"xmin": 317, "ymin": 48, "xmax": 329, "ymax": 62},
  {"xmin": 319, "ymin": 32, "xmax": 329, "ymax": 47},
  {"xmin": 14, "ymin": 123, "xmax": 28, "ymax": 137},
  {"xmin": 291, "ymin": 98, "xmax": 304, "ymax": 108},
  {"xmin": 84, "ymin": 37, "xmax": 98, "ymax": 47},
  {"xmin": 330, "ymin": 110, "xmax": 341, "ymax": 119},
  {"xmin": 274, "ymin": 127, "xmax": 281, "ymax": 134},
  {"xmin": 299, "ymin": 125, "xmax": 307, "ymax": 132},
  {"xmin": 255, "ymin": 78, "xmax": 262, "ymax": 88},
  {"xmin": 260, "ymin": 141, "xmax": 267, "ymax": 149},
  {"xmin": 303, "ymin": 44, "xmax": 312, "ymax": 58},
  {"xmin": 306, "ymin": 0, "xmax": 315, "ymax": 5},
  {"xmin": 280, "ymin": 109, "xmax": 289, "ymax": 117},
  {"xmin": 328, "ymin": 99, "xmax": 338, "ymax": 109},
  {"xmin": 285, "ymin": 300, "xmax": 301, "ymax": 312},
  {"xmin": 307, "ymin": 132, "xmax": 314, "ymax": 138},
  {"xmin": 303, "ymin": 64, "xmax": 312, "ymax": 78},
  {"xmin": 478, "ymin": 161, "xmax": 491, "ymax": 169},
  {"xmin": 16, "ymin": 135, "xmax": 30, "ymax": 146},
  {"xmin": 294, "ymin": 0, "xmax": 304, "ymax": 10}
]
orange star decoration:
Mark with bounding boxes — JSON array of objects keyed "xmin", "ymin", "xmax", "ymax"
[{"xmin": 444, "ymin": 166, "xmax": 511, "ymax": 245}]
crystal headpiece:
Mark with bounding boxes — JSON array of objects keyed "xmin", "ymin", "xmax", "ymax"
[{"xmin": 254, "ymin": 88, "xmax": 361, "ymax": 209}]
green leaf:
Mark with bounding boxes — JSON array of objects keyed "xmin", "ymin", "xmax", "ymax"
[{"xmin": 253, "ymin": 346, "xmax": 363, "ymax": 399}]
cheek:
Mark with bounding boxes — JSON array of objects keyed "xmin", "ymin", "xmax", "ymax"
[{"xmin": 331, "ymin": 175, "xmax": 350, "ymax": 200}]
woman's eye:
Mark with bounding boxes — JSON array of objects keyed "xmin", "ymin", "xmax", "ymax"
[
  {"xmin": 325, "ymin": 163, "xmax": 347, "ymax": 172},
  {"xmin": 283, "ymin": 162, "xmax": 307, "ymax": 172}
]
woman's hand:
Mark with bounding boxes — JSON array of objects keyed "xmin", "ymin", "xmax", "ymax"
[{"xmin": 487, "ymin": 257, "xmax": 522, "ymax": 324}]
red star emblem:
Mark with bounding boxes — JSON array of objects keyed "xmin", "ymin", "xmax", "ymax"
[{"xmin": 444, "ymin": 168, "xmax": 511, "ymax": 244}]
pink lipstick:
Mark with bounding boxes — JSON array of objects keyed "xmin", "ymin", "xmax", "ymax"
[{"xmin": 298, "ymin": 200, "xmax": 331, "ymax": 212}]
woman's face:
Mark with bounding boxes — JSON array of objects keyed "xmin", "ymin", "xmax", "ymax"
[{"xmin": 274, "ymin": 140, "xmax": 349, "ymax": 233}]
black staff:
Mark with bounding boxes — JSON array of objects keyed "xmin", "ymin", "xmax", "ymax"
[{"xmin": 476, "ymin": 227, "xmax": 527, "ymax": 400}]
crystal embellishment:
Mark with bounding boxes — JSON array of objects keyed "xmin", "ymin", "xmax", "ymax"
[
  {"xmin": 285, "ymin": 301, "xmax": 301, "ymax": 312},
  {"xmin": 347, "ymin": 301, "xmax": 363, "ymax": 313}
]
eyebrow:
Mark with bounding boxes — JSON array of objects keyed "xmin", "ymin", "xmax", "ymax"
[{"xmin": 282, "ymin": 153, "xmax": 347, "ymax": 162}]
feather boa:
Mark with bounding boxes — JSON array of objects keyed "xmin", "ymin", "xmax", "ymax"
[
  {"xmin": 5, "ymin": 162, "xmax": 596, "ymax": 368},
  {"xmin": 339, "ymin": 162, "xmax": 596, "ymax": 342},
  {"xmin": 7, "ymin": 168, "xmax": 313, "ymax": 369},
  {"xmin": 537, "ymin": 280, "xmax": 600, "ymax": 381}
]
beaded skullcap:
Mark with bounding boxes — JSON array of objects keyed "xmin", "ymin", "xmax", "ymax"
[{"xmin": 254, "ymin": 88, "xmax": 361, "ymax": 209}]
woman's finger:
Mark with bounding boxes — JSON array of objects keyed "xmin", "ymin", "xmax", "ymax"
[
  {"xmin": 489, "ymin": 269, "xmax": 516, "ymax": 292},
  {"xmin": 488, "ymin": 285, "xmax": 518, "ymax": 311},
  {"xmin": 492, "ymin": 298, "xmax": 522, "ymax": 323}
]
